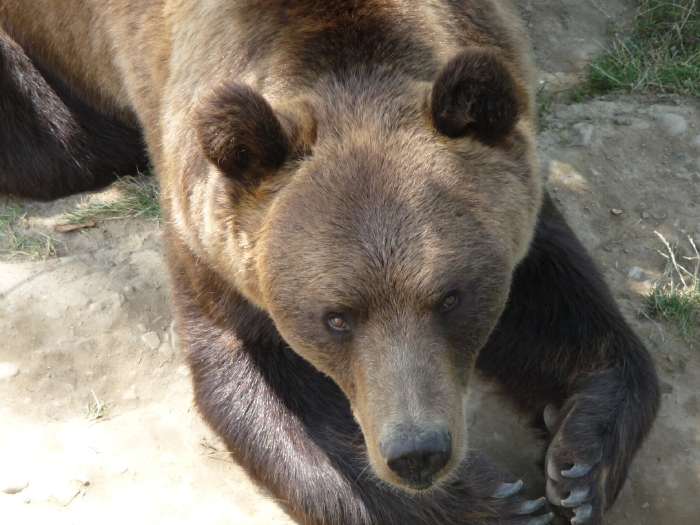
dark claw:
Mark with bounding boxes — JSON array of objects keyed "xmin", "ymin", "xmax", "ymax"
[
  {"xmin": 528, "ymin": 513, "xmax": 554, "ymax": 525},
  {"xmin": 571, "ymin": 504, "xmax": 593, "ymax": 524},
  {"xmin": 517, "ymin": 497, "xmax": 546, "ymax": 515},
  {"xmin": 561, "ymin": 463, "xmax": 593, "ymax": 479},
  {"xmin": 562, "ymin": 487, "xmax": 590, "ymax": 507},
  {"xmin": 492, "ymin": 479, "xmax": 523, "ymax": 499}
]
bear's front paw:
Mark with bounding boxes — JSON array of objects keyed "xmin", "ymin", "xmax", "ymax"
[
  {"xmin": 543, "ymin": 405, "xmax": 607, "ymax": 525},
  {"xmin": 488, "ymin": 479, "xmax": 554, "ymax": 525}
]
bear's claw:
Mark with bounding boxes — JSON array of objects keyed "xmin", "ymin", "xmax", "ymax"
[
  {"xmin": 517, "ymin": 497, "xmax": 547, "ymax": 515},
  {"xmin": 493, "ymin": 479, "xmax": 524, "ymax": 499},
  {"xmin": 544, "ymin": 405, "xmax": 605, "ymax": 525},
  {"xmin": 490, "ymin": 479, "xmax": 553, "ymax": 524},
  {"xmin": 562, "ymin": 463, "xmax": 594, "ymax": 479},
  {"xmin": 527, "ymin": 513, "xmax": 554, "ymax": 525},
  {"xmin": 571, "ymin": 504, "xmax": 593, "ymax": 524},
  {"xmin": 561, "ymin": 487, "xmax": 590, "ymax": 508}
]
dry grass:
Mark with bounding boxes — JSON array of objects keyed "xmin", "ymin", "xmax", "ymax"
[
  {"xmin": 0, "ymin": 201, "xmax": 58, "ymax": 259},
  {"xmin": 86, "ymin": 390, "xmax": 108, "ymax": 421},
  {"xmin": 645, "ymin": 232, "xmax": 700, "ymax": 343},
  {"xmin": 62, "ymin": 176, "xmax": 160, "ymax": 225}
]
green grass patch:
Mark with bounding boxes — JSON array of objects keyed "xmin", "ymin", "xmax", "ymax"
[
  {"xmin": 0, "ymin": 201, "xmax": 57, "ymax": 259},
  {"xmin": 62, "ymin": 176, "xmax": 160, "ymax": 224},
  {"xmin": 576, "ymin": 0, "xmax": 700, "ymax": 98},
  {"xmin": 645, "ymin": 233, "xmax": 700, "ymax": 342}
]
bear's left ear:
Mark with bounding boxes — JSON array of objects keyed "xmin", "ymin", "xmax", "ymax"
[
  {"xmin": 194, "ymin": 83, "xmax": 314, "ymax": 185},
  {"xmin": 431, "ymin": 49, "xmax": 524, "ymax": 143}
]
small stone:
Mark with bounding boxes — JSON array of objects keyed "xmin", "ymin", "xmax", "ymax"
[
  {"xmin": 572, "ymin": 122, "xmax": 595, "ymax": 147},
  {"xmin": 656, "ymin": 113, "xmax": 688, "ymax": 136},
  {"xmin": 141, "ymin": 331, "xmax": 160, "ymax": 350},
  {"xmin": 628, "ymin": 267, "xmax": 648, "ymax": 282},
  {"xmin": 642, "ymin": 502, "xmax": 650, "ymax": 509},
  {"xmin": 611, "ymin": 208, "xmax": 624, "ymax": 216},
  {"xmin": 1, "ymin": 478, "xmax": 29, "ymax": 495},
  {"xmin": 0, "ymin": 362, "xmax": 19, "ymax": 380},
  {"xmin": 641, "ymin": 212, "xmax": 651, "ymax": 220}
]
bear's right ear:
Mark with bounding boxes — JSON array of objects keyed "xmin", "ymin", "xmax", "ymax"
[
  {"xmin": 431, "ymin": 49, "xmax": 524, "ymax": 144},
  {"xmin": 194, "ymin": 84, "xmax": 309, "ymax": 185}
]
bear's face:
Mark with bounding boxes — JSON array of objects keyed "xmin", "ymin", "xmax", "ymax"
[{"xmin": 195, "ymin": 49, "xmax": 541, "ymax": 491}]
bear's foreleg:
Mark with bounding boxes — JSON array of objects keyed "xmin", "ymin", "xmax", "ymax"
[{"xmin": 477, "ymin": 193, "xmax": 660, "ymax": 525}]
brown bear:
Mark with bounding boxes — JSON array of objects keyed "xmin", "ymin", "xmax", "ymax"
[{"xmin": 0, "ymin": 1, "xmax": 659, "ymax": 524}]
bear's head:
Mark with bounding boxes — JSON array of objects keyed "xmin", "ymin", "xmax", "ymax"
[{"xmin": 194, "ymin": 49, "xmax": 541, "ymax": 491}]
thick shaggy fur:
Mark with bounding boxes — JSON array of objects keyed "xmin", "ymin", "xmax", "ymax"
[
  {"xmin": 0, "ymin": 28, "xmax": 147, "ymax": 199},
  {"xmin": 0, "ymin": 2, "xmax": 659, "ymax": 524}
]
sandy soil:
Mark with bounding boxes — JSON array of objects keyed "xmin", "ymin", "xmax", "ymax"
[{"xmin": 1, "ymin": 1, "xmax": 699, "ymax": 524}]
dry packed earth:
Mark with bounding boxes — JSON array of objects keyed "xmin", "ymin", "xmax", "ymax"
[{"xmin": 1, "ymin": 1, "xmax": 699, "ymax": 524}]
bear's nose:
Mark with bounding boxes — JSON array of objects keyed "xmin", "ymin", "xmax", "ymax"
[{"xmin": 380, "ymin": 427, "xmax": 452, "ymax": 488}]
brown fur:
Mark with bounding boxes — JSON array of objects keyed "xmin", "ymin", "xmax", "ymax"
[{"xmin": 0, "ymin": 2, "xmax": 659, "ymax": 524}]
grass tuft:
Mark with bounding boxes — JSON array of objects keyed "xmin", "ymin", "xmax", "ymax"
[
  {"xmin": 86, "ymin": 390, "xmax": 107, "ymax": 421},
  {"xmin": 575, "ymin": 0, "xmax": 700, "ymax": 98},
  {"xmin": 0, "ymin": 201, "xmax": 58, "ymax": 259},
  {"xmin": 62, "ymin": 176, "xmax": 160, "ymax": 224},
  {"xmin": 645, "ymin": 232, "xmax": 700, "ymax": 342}
]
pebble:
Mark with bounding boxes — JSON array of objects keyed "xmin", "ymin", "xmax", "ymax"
[
  {"xmin": 641, "ymin": 211, "xmax": 651, "ymax": 220},
  {"xmin": 0, "ymin": 362, "xmax": 19, "ymax": 380},
  {"xmin": 613, "ymin": 116, "xmax": 632, "ymax": 126},
  {"xmin": 656, "ymin": 113, "xmax": 688, "ymax": 136},
  {"xmin": 1, "ymin": 478, "xmax": 29, "ymax": 495},
  {"xmin": 691, "ymin": 134, "xmax": 700, "ymax": 149},
  {"xmin": 628, "ymin": 267, "xmax": 648, "ymax": 282},
  {"xmin": 610, "ymin": 208, "xmax": 624, "ymax": 216},
  {"xmin": 141, "ymin": 331, "xmax": 161, "ymax": 350},
  {"xmin": 572, "ymin": 122, "xmax": 595, "ymax": 147}
]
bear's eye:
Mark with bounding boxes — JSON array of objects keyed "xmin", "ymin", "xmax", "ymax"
[
  {"xmin": 438, "ymin": 291, "xmax": 461, "ymax": 314},
  {"xmin": 326, "ymin": 313, "xmax": 351, "ymax": 333}
]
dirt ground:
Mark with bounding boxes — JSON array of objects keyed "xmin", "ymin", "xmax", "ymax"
[{"xmin": 1, "ymin": 1, "xmax": 699, "ymax": 524}]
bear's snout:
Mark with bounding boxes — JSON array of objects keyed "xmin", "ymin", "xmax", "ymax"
[{"xmin": 379, "ymin": 424, "xmax": 452, "ymax": 489}]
